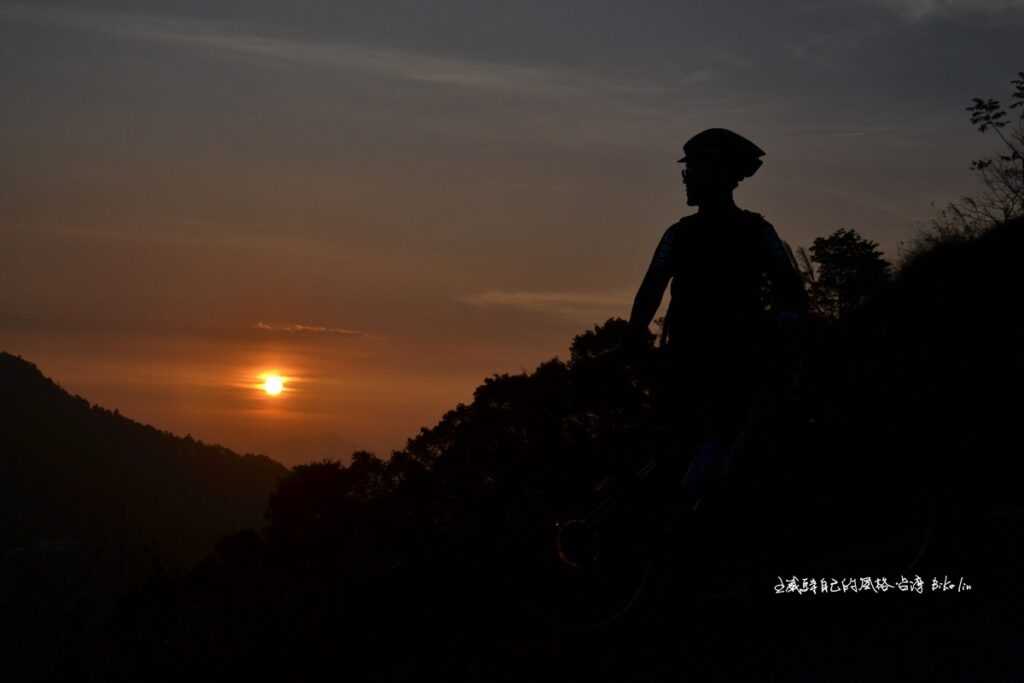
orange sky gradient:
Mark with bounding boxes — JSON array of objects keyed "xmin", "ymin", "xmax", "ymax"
[{"xmin": 3, "ymin": 1, "xmax": 1021, "ymax": 465}]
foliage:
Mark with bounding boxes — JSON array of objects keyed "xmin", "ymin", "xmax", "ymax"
[
  {"xmin": 908, "ymin": 71, "xmax": 1024, "ymax": 261},
  {"xmin": 795, "ymin": 228, "xmax": 892, "ymax": 320}
]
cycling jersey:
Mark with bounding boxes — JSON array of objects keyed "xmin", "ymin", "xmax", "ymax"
[{"xmin": 636, "ymin": 208, "xmax": 807, "ymax": 348}]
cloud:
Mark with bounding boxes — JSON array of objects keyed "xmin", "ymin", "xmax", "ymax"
[
  {"xmin": 0, "ymin": 3, "xmax": 690, "ymax": 99},
  {"xmin": 868, "ymin": 0, "xmax": 1024, "ymax": 19},
  {"xmin": 460, "ymin": 289, "xmax": 631, "ymax": 321},
  {"xmin": 254, "ymin": 322, "xmax": 365, "ymax": 336},
  {"xmin": 786, "ymin": 126, "xmax": 898, "ymax": 138}
]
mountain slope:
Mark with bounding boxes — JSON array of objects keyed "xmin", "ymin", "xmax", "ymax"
[{"xmin": 0, "ymin": 352, "xmax": 289, "ymax": 566}]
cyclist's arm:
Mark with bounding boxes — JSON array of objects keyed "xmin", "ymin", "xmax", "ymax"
[
  {"xmin": 628, "ymin": 224, "xmax": 676, "ymax": 337},
  {"xmin": 759, "ymin": 222, "xmax": 808, "ymax": 320}
]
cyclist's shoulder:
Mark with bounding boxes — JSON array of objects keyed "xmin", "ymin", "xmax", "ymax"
[
  {"xmin": 738, "ymin": 210, "xmax": 786, "ymax": 246},
  {"xmin": 738, "ymin": 209, "xmax": 777, "ymax": 230},
  {"xmin": 665, "ymin": 212, "xmax": 702, "ymax": 237}
]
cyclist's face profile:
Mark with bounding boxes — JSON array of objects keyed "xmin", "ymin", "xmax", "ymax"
[{"xmin": 681, "ymin": 156, "xmax": 732, "ymax": 206}]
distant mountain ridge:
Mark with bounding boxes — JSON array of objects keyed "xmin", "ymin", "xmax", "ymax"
[{"xmin": 0, "ymin": 351, "xmax": 289, "ymax": 566}]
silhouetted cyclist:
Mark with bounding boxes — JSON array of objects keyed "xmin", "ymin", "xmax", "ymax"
[{"xmin": 627, "ymin": 128, "xmax": 808, "ymax": 504}]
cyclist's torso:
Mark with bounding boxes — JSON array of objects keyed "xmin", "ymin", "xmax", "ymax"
[{"xmin": 663, "ymin": 209, "xmax": 787, "ymax": 352}]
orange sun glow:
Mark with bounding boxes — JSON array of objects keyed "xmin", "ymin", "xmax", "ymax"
[{"xmin": 262, "ymin": 374, "xmax": 285, "ymax": 396}]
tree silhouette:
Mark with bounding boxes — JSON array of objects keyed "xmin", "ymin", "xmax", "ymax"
[
  {"xmin": 800, "ymin": 228, "xmax": 892, "ymax": 320},
  {"xmin": 918, "ymin": 71, "xmax": 1024, "ymax": 252},
  {"xmin": 569, "ymin": 317, "xmax": 644, "ymax": 363}
]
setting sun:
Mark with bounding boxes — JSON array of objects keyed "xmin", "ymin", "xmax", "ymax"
[{"xmin": 262, "ymin": 375, "xmax": 285, "ymax": 396}]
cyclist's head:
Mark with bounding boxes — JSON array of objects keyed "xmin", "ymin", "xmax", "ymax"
[{"xmin": 678, "ymin": 129, "xmax": 765, "ymax": 206}]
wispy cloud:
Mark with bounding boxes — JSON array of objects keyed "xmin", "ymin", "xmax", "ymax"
[
  {"xmin": 786, "ymin": 126, "xmax": 899, "ymax": 138},
  {"xmin": 868, "ymin": 0, "xmax": 1024, "ymax": 19},
  {"xmin": 460, "ymin": 289, "xmax": 631, "ymax": 321},
  {"xmin": 254, "ymin": 322, "xmax": 365, "ymax": 336},
  {"xmin": 0, "ymin": 3, "xmax": 693, "ymax": 99}
]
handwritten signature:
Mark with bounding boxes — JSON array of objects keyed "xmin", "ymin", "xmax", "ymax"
[{"xmin": 774, "ymin": 575, "xmax": 972, "ymax": 595}]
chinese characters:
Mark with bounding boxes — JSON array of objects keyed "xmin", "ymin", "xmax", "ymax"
[{"xmin": 773, "ymin": 575, "xmax": 972, "ymax": 595}]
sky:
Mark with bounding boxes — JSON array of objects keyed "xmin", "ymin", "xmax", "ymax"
[{"xmin": 2, "ymin": 0, "xmax": 1022, "ymax": 465}]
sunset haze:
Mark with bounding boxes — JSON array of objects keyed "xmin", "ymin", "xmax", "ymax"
[{"xmin": 3, "ymin": 0, "xmax": 1022, "ymax": 464}]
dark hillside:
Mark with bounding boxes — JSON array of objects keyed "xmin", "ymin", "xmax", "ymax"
[
  {"xmin": 0, "ymin": 351, "xmax": 288, "ymax": 564},
  {"xmin": 1, "ymin": 352, "xmax": 290, "ymax": 681}
]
